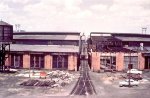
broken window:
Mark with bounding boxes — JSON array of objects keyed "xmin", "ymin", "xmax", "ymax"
[
  {"xmin": 30, "ymin": 54, "xmax": 44, "ymax": 69},
  {"xmin": 124, "ymin": 56, "xmax": 138, "ymax": 70},
  {"xmin": 100, "ymin": 56, "xmax": 116, "ymax": 70}
]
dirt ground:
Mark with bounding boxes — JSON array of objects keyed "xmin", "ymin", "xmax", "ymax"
[
  {"xmin": 0, "ymin": 70, "xmax": 150, "ymax": 98},
  {"xmin": 90, "ymin": 71, "xmax": 150, "ymax": 98},
  {"xmin": 0, "ymin": 70, "xmax": 79, "ymax": 98}
]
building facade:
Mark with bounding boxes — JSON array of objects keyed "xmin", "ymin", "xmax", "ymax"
[
  {"xmin": 88, "ymin": 32, "xmax": 150, "ymax": 72},
  {"xmin": 5, "ymin": 32, "xmax": 80, "ymax": 71}
]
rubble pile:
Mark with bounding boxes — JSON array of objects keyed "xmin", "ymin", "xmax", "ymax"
[
  {"xmin": 20, "ymin": 70, "xmax": 75, "ymax": 88},
  {"xmin": 20, "ymin": 79, "xmax": 56, "ymax": 87},
  {"xmin": 101, "ymin": 73, "xmax": 127, "ymax": 84}
]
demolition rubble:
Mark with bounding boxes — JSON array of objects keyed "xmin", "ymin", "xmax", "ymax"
[{"xmin": 18, "ymin": 70, "xmax": 75, "ymax": 88}]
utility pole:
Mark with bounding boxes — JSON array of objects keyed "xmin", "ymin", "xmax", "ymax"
[{"xmin": 128, "ymin": 49, "xmax": 132, "ymax": 87}]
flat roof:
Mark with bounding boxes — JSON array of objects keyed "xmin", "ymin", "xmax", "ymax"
[
  {"xmin": 115, "ymin": 36, "xmax": 150, "ymax": 42},
  {"xmin": 91, "ymin": 32, "xmax": 150, "ymax": 36},
  {"xmin": 13, "ymin": 32, "xmax": 80, "ymax": 35},
  {"xmin": 13, "ymin": 35, "xmax": 80, "ymax": 41},
  {"xmin": 90, "ymin": 32, "xmax": 150, "ymax": 42},
  {"xmin": 13, "ymin": 32, "xmax": 80, "ymax": 40},
  {"xmin": 9, "ymin": 44, "xmax": 79, "ymax": 53}
]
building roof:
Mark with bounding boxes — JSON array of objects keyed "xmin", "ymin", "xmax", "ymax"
[
  {"xmin": 91, "ymin": 32, "xmax": 150, "ymax": 37},
  {"xmin": 91, "ymin": 36, "xmax": 121, "ymax": 42},
  {"xmin": 0, "ymin": 20, "xmax": 12, "ymax": 26},
  {"xmin": 115, "ymin": 36, "xmax": 150, "ymax": 42},
  {"xmin": 96, "ymin": 47, "xmax": 136, "ymax": 52},
  {"xmin": 9, "ymin": 44, "xmax": 79, "ymax": 53},
  {"xmin": 14, "ymin": 32, "xmax": 80, "ymax": 35},
  {"xmin": 125, "ymin": 47, "xmax": 150, "ymax": 52},
  {"xmin": 13, "ymin": 35, "xmax": 80, "ymax": 40},
  {"xmin": 13, "ymin": 32, "xmax": 80, "ymax": 41},
  {"xmin": 90, "ymin": 32, "xmax": 150, "ymax": 42}
]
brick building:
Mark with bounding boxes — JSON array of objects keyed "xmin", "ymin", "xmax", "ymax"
[
  {"xmin": 88, "ymin": 32, "xmax": 150, "ymax": 72},
  {"xmin": 5, "ymin": 31, "xmax": 80, "ymax": 71}
]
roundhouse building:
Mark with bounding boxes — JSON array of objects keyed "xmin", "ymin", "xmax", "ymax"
[
  {"xmin": 5, "ymin": 31, "xmax": 80, "ymax": 71},
  {"xmin": 88, "ymin": 32, "xmax": 150, "ymax": 72}
]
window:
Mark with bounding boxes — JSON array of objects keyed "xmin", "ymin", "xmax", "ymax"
[
  {"xmin": 100, "ymin": 56, "xmax": 116, "ymax": 69},
  {"xmin": 52, "ymin": 55, "xmax": 68, "ymax": 69},
  {"xmin": 11, "ymin": 54, "xmax": 23, "ymax": 68},
  {"xmin": 30, "ymin": 54, "xmax": 44, "ymax": 69},
  {"xmin": 124, "ymin": 56, "xmax": 138, "ymax": 70}
]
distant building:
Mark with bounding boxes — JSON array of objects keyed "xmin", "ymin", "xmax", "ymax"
[
  {"xmin": 5, "ymin": 30, "xmax": 80, "ymax": 71},
  {"xmin": 88, "ymin": 32, "xmax": 150, "ymax": 72}
]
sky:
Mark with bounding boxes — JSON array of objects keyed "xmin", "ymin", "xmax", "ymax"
[{"xmin": 0, "ymin": 0, "xmax": 150, "ymax": 35}]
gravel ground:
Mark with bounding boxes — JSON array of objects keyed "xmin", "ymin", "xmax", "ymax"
[
  {"xmin": 89, "ymin": 71, "xmax": 150, "ymax": 98},
  {"xmin": 0, "ymin": 70, "xmax": 80, "ymax": 98},
  {"xmin": 0, "ymin": 70, "xmax": 150, "ymax": 98}
]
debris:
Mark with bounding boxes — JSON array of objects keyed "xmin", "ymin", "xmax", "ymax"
[{"xmin": 20, "ymin": 70, "xmax": 75, "ymax": 88}]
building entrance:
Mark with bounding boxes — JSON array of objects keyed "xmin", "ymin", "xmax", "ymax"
[
  {"xmin": 52, "ymin": 55, "xmax": 68, "ymax": 69},
  {"xmin": 145, "ymin": 57, "xmax": 150, "ymax": 69}
]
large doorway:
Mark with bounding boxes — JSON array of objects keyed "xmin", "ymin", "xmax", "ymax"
[
  {"xmin": 11, "ymin": 54, "xmax": 23, "ymax": 68},
  {"xmin": 145, "ymin": 57, "xmax": 150, "ymax": 69},
  {"xmin": 100, "ymin": 56, "xmax": 116, "ymax": 70},
  {"xmin": 30, "ymin": 54, "xmax": 44, "ymax": 69},
  {"xmin": 52, "ymin": 55, "xmax": 68, "ymax": 69},
  {"xmin": 124, "ymin": 56, "xmax": 138, "ymax": 70}
]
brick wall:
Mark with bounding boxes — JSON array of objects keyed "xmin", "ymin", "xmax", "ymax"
[
  {"xmin": 91, "ymin": 52, "xmax": 100, "ymax": 72},
  {"xmin": 138, "ymin": 53, "xmax": 145, "ymax": 70},
  {"xmin": 68, "ymin": 54, "xmax": 77, "ymax": 71},
  {"xmin": 44, "ymin": 54, "xmax": 51, "ymax": 69},
  {"xmin": 5, "ymin": 54, "xmax": 11, "ymax": 66},
  {"xmin": 116, "ymin": 52, "xmax": 124, "ymax": 71},
  {"xmin": 23, "ymin": 53, "xmax": 30, "ymax": 68}
]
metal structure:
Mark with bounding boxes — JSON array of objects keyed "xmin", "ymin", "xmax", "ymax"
[
  {"xmin": 70, "ymin": 38, "xmax": 96, "ymax": 95},
  {"xmin": 70, "ymin": 60, "xmax": 96, "ymax": 95},
  {"xmin": 0, "ymin": 20, "xmax": 13, "ymax": 72}
]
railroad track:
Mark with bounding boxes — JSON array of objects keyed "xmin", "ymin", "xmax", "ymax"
[{"xmin": 70, "ymin": 60, "xmax": 96, "ymax": 95}]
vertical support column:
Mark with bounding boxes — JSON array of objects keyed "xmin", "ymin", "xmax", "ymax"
[
  {"xmin": 116, "ymin": 52, "xmax": 124, "ymax": 71},
  {"xmin": 44, "ymin": 54, "xmax": 51, "ymax": 69},
  {"xmin": 68, "ymin": 54, "xmax": 76, "ymax": 71},
  {"xmin": 23, "ymin": 53, "xmax": 30, "ymax": 68},
  {"xmin": 50, "ymin": 55, "xmax": 53, "ymax": 69},
  {"xmin": 91, "ymin": 52, "xmax": 100, "ymax": 72},
  {"xmin": 74, "ymin": 54, "xmax": 77, "ymax": 71},
  {"xmin": 138, "ymin": 53, "xmax": 145, "ymax": 70},
  {"xmin": 5, "ymin": 54, "xmax": 11, "ymax": 67}
]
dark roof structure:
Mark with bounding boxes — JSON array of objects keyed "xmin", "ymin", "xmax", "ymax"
[
  {"xmin": 89, "ymin": 32, "xmax": 150, "ymax": 53},
  {"xmin": 96, "ymin": 46, "xmax": 136, "ymax": 52},
  {"xmin": 115, "ymin": 36, "xmax": 150, "ymax": 42},
  {"xmin": 90, "ymin": 32, "xmax": 150, "ymax": 42},
  {"xmin": 91, "ymin": 36, "xmax": 121, "ymax": 42}
]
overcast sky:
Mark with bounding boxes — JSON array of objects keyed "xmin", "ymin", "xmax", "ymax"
[{"xmin": 0, "ymin": 0, "xmax": 150, "ymax": 35}]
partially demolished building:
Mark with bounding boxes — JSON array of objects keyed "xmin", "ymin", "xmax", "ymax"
[{"xmin": 88, "ymin": 32, "xmax": 150, "ymax": 72}]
